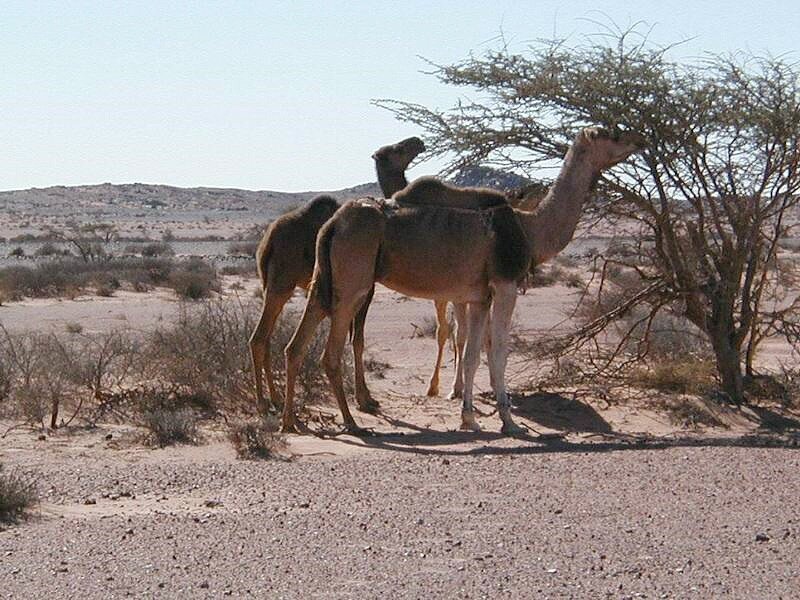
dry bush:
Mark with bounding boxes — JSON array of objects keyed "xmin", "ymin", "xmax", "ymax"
[
  {"xmin": 146, "ymin": 299, "xmax": 258, "ymax": 414},
  {"xmin": 227, "ymin": 241, "xmax": 259, "ymax": 257},
  {"xmin": 168, "ymin": 258, "xmax": 220, "ymax": 299},
  {"xmin": 0, "ymin": 329, "xmax": 77, "ymax": 428},
  {"xmin": 0, "ymin": 258, "xmax": 164, "ymax": 299},
  {"xmin": 140, "ymin": 407, "xmax": 198, "ymax": 447},
  {"xmin": 364, "ymin": 356, "xmax": 391, "ymax": 379},
  {"xmin": 140, "ymin": 242, "xmax": 175, "ymax": 257},
  {"xmin": 411, "ymin": 315, "xmax": 439, "ymax": 338},
  {"xmin": 0, "ymin": 464, "xmax": 38, "ymax": 523},
  {"xmin": 219, "ymin": 261, "xmax": 256, "ymax": 277},
  {"xmin": 630, "ymin": 359, "xmax": 717, "ymax": 395},
  {"xmin": 228, "ymin": 416, "xmax": 286, "ymax": 460}
]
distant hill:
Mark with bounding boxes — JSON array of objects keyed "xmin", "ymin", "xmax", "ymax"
[
  {"xmin": 0, "ymin": 168, "xmax": 544, "ymax": 239},
  {"xmin": 451, "ymin": 166, "xmax": 536, "ymax": 192}
]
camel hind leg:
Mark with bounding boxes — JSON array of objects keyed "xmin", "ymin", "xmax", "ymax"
[
  {"xmin": 426, "ymin": 300, "xmax": 450, "ymax": 396},
  {"xmin": 323, "ymin": 295, "xmax": 371, "ymax": 434},
  {"xmin": 249, "ymin": 287, "xmax": 293, "ymax": 415},
  {"xmin": 352, "ymin": 286, "xmax": 379, "ymax": 413},
  {"xmin": 283, "ymin": 292, "xmax": 326, "ymax": 433}
]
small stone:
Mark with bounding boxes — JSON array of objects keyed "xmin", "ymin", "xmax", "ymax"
[
  {"xmin": 125, "ymin": 528, "xmax": 134, "ymax": 535},
  {"xmin": 105, "ymin": 433, "xmax": 113, "ymax": 441},
  {"xmin": 199, "ymin": 582, "xmax": 209, "ymax": 589},
  {"xmin": 442, "ymin": 458, "xmax": 450, "ymax": 465},
  {"xmin": 83, "ymin": 498, "xmax": 97, "ymax": 505},
  {"xmin": 204, "ymin": 500, "xmax": 223, "ymax": 508},
  {"xmin": 37, "ymin": 434, "xmax": 47, "ymax": 441},
  {"xmin": 546, "ymin": 568, "xmax": 558, "ymax": 574},
  {"xmin": 755, "ymin": 532, "xmax": 770, "ymax": 542}
]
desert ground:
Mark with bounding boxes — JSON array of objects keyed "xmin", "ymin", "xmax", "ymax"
[{"xmin": 1, "ymin": 185, "xmax": 800, "ymax": 598}]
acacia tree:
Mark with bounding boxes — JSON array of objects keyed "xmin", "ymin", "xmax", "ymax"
[{"xmin": 376, "ymin": 29, "xmax": 800, "ymax": 402}]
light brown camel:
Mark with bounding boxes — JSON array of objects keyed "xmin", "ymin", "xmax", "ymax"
[
  {"xmin": 390, "ymin": 178, "xmax": 546, "ymax": 397},
  {"xmin": 248, "ymin": 136, "xmax": 425, "ymax": 414},
  {"xmin": 282, "ymin": 127, "xmax": 645, "ymax": 434}
]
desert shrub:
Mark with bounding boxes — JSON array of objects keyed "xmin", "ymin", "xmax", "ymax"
[
  {"xmin": 0, "ymin": 257, "xmax": 182, "ymax": 300},
  {"xmin": 8, "ymin": 247, "xmax": 24, "ymax": 258},
  {"xmin": 0, "ymin": 464, "xmax": 38, "ymax": 523},
  {"xmin": 631, "ymin": 359, "xmax": 717, "ymax": 395},
  {"xmin": 227, "ymin": 241, "xmax": 259, "ymax": 257},
  {"xmin": 141, "ymin": 407, "xmax": 198, "ymax": 447},
  {"xmin": 167, "ymin": 258, "xmax": 219, "ymax": 299},
  {"xmin": 0, "ymin": 329, "xmax": 77, "ymax": 428},
  {"xmin": 146, "ymin": 299, "xmax": 258, "ymax": 413},
  {"xmin": 140, "ymin": 242, "xmax": 175, "ymax": 257},
  {"xmin": 219, "ymin": 261, "xmax": 257, "ymax": 277},
  {"xmin": 34, "ymin": 242, "xmax": 70, "ymax": 257},
  {"xmin": 64, "ymin": 322, "xmax": 84, "ymax": 334},
  {"xmin": 411, "ymin": 315, "xmax": 439, "ymax": 338},
  {"xmin": 228, "ymin": 416, "xmax": 286, "ymax": 460},
  {"xmin": 364, "ymin": 356, "xmax": 391, "ymax": 379}
]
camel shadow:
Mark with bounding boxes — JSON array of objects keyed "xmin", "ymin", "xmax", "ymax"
[
  {"xmin": 509, "ymin": 391, "xmax": 613, "ymax": 434},
  {"xmin": 317, "ymin": 396, "xmax": 799, "ymax": 458}
]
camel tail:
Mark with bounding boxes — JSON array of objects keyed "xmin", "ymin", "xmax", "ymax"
[{"xmin": 312, "ymin": 220, "xmax": 336, "ymax": 314}]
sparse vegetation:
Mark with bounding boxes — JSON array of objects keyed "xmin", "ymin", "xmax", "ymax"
[
  {"xmin": 0, "ymin": 464, "xmax": 39, "ymax": 523},
  {"xmin": 0, "ymin": 257, "xmax": 221, "ymax": 301},
  {"xmin": 141, "ymin": 407, "xmax": 199, "ymax": 447},
  {"xmin": 228, "ymin": 416, "xmax": 286, "ymax": 460}
]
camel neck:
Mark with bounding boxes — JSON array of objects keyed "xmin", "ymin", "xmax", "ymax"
[
  {"xmin": 377, "ymin": 168, "xmax": 409, "ymax": 198},
  {"xmin": 518, "ymin": 146, "xmax": 599, "ymax": 265}
]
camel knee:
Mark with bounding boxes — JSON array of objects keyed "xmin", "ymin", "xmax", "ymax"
[{"xmin": 322, "ymin": 348, "xmax": 342, "ymax": 381}]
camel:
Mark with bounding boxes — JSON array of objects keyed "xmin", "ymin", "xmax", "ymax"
[
  {"xmin": 248, "ymin": 136, "xmax": 424, "ymax": 414},
  {"xmin": 281, "ymin": 127, "xmax": 645, "ymax": 434}
]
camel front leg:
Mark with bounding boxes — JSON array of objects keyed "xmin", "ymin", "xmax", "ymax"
[
  {"xmin": 249, "ymin": 287, "xmax": 292, "ymax": 415},
  {"xmin": 460, "ymin": 301, "xmax": 489, "ymax": 431},
  {"xmin": 426, "ymin": 300, "xmax": 450, "ymax": 396},
  {"xmin": 352, "ymin": 287, "xmax": 379, "ymax": 412},
  {"xmin": 283, "ymin": 294, "xmax": 326, "ymax": 433},
  {"xmin": 448, "ymin": 302, "xmax": 467, "ymax": 399},
  {"xmin": 489, "ymin": 281, "xmax": 525, "ymax": 435}
]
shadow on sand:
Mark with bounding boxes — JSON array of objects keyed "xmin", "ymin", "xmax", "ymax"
[{"xmin": 309, "ymin": 393, "xmax": 800, "ymax": 458}]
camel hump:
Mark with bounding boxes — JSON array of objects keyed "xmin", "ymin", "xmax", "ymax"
[
  {"xmin": 490, "ymin": 205, "xmax": 531, "ymax": 282},
  {"xmin": 304, "ymin": 195, "xmax": 340, "ymax": 219},
  {"xmin": 392, "ymin": 176, "xmax": 507, "ymax": 210}
]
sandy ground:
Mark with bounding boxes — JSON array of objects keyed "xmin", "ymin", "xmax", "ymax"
[{"xmin": 2, "ymin": 278, "xmax": 800, "ymax": 598}]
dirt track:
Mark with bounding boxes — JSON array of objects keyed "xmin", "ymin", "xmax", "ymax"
[{"xmin": 2, "ymin": 426, "xmax": 799, "ymax": 599}]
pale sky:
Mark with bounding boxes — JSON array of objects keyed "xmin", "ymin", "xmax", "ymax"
[{"xmin": 2, "ymin": 0, "xmax": 798, "ymax": 192}]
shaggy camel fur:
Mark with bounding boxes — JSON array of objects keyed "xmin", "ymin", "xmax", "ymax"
[
  {"xmin": 248, "ymin": 136, "xmax": 424, "ymax": 414},
  {"xmin": 282, "ymin": 127, "xmax": 645, "ymax": 434}
]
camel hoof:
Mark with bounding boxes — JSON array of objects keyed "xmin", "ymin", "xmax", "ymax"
[
  {"xmin": 357, "ymin": 397, "xmax": 380, "ymax": 414},
  {"xmin": 426, "ymin": 386, "xmax": 439, "ymax": 397},
  {"xmin": 448, "ymin": 390, "xmax": 463, "ymax": 400},
  {"xmin": 500, "ymin": 421, "xmax": 528, "ymax": 436},
  {"xmin": 344, "ymin": 423, "xmax": 373, "ymax": 437},
  {"xmin": 460, "ymin": 412, "xmax": 481, "ymax": 432}
]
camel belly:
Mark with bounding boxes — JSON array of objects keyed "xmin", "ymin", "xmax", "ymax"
[{"xmin": 376, "ymin": 210, "xmax": 494, "ymax": 302}]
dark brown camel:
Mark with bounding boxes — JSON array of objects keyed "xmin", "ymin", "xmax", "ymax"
[{"xmin": 249, "ymin": 136, "xmax": 425, "ymax": 414}]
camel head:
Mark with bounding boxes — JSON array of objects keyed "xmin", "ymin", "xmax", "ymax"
[
  {"xmin": 577, "ymin": 127, "xmax": 647, "ymax": 171},
  {"xmin": 372, "ymin": 136, "xmax": 426, "ymax": 172}
]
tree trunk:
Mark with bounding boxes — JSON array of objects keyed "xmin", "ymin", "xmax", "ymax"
[{"xmin": 710, "ymin": 330, "xmax": 744, "ymax": 404}]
